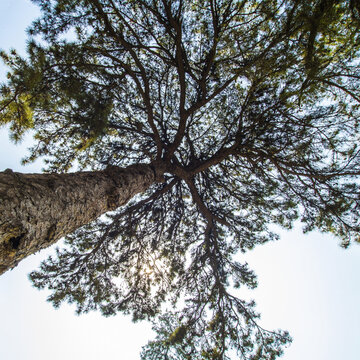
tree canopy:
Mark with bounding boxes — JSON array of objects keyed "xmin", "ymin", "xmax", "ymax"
[{"xmin": 1, "ymin": 0, "xmax": 360, "ymax": 358}]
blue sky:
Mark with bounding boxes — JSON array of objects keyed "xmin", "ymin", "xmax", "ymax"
[{"xmin": 0, "ymin": 1, "xmax": 359, "ymax": 359}]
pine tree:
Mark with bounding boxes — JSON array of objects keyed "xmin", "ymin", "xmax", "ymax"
[{"xmin": 0, "ymin": 1, "xmax": 359, "ymax": 358}]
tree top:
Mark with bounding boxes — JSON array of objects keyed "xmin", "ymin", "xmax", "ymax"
[{"xmin": 1, "ymin": 1, "xmax": 360, "ymax": 358}]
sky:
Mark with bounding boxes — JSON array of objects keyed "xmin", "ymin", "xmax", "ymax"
[{"xmin": 0, "ymin": 1, "xmax": 359, "ymax": 359}]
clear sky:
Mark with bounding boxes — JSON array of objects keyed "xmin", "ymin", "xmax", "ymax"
[{"xmin": 0, "ymin": 1, "xmax": 359, "ymax": 360}]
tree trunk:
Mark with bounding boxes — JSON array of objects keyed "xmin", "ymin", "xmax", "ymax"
[{"xmin": 0, "ymin": 163, "xmax": 161, "ymax": 275}]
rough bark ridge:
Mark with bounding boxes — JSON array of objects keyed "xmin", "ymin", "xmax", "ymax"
[{"xmin": 0, "ymin": 163, "xmax": 159, "ymax": 275}]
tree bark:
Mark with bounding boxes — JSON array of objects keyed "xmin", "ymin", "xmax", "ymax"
[{"xmin": 0, "ymin": 163, "xmax": 161, "ymax": 275}]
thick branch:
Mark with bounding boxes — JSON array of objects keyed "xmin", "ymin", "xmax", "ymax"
[{"xmin": 0, "ymin": 163, "xmax": 161, "ymax": 274}]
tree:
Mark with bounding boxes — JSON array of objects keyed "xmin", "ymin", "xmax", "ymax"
[{"xmin": 0, "ymin": 0, "xmax": 359, "ymax": 358}]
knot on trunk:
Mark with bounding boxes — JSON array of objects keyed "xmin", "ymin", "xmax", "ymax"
[
  {"xmin": 150, "ymin": 160, "xmax": 167, "ymax": 183},
  {"xmin": 0, "ymin": 223, "xmax": 27, "ymax": 274}
]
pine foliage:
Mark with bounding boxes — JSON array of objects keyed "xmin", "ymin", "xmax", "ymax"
[{"xmin": 1, "ymin": 0, "xmax": 360, "ymax": 358}]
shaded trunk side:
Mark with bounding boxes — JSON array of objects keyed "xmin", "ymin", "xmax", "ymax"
[{"xmin": 0, "ymin": 164, "xmax": 157, "ymax": 275}]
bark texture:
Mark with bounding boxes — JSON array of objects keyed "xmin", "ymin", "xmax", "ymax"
[{"xmin": 0, "ymin": 163, "xmax": 160, "ymax": 275}]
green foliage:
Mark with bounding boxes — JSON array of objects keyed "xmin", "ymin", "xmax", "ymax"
[
  {"xmin": 3, "ymin": 0, "xmax": 360, "ymax": 358},
  {"xmin": 168, "ymin": 325, "xmax": 187, "ymax": 344},
  {"xmin": 140, "ymin": 309, "xmax": 291, "ymax": 360},
  {"xmin": 0, "ymin": 90, "xmax": 34, "ymax": 142}
]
